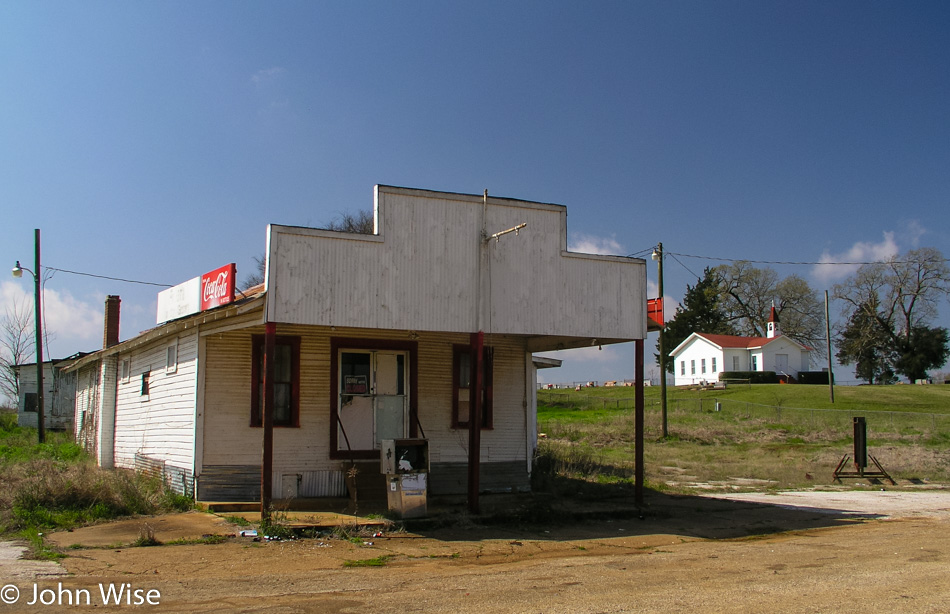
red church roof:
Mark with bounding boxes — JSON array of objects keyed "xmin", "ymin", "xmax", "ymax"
[{"xmin": 695, "ymin": 333, "xmax": 773, "ymax": 349}]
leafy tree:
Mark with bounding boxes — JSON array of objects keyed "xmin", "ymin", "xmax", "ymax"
[
  {"xmin": 893, "ymin": 326, "xmax": 949, "ymax": 383},
  {"xmin": 659, "ymin": 268, "xmax": 735, "ymax": 373},
  {"xmin": 835, "ymin": 296, "xmax": 896, "ymax": 384},
  {"xmin": 713, "ymin": 262, "xmax": 825, "ymax": 355},
  {"xmin": 834, "ymin": 248, "xmax": 950, "ymax": 382}
]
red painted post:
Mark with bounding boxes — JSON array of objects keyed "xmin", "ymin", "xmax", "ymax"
[{"xmin": 261, "ymin": 321, "xmax": 276, "ymax": 521}]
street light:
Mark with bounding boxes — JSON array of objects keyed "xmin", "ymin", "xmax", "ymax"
[
  {"xmin": 11, "ymin": 229, "xmax": 45, "ymax": 444},
  {"xmin": 651, "ymin": 243, "xmax": 668, "ymax": 438}
]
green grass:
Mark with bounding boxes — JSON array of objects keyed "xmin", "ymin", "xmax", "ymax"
[
  {"xmin": 221, "ymin": 514, "xmax": 252, "ymax": 527},
  {"xmin": 165, "ymin": 534, "xmax": 229, "ymax": 545},
  {"xmin": 541, "ymin": 383, "xmax": 950, "ymax": 414},
  {"xmin": 536, "ymin": 385, "xmax": 950, "ymax": 493},
  {"xmin": 343, "ymin": 555, "xmax": 393, "ymax": 568},
  {"xmin": 0, "ymin": 423, "xmax": 196, "ymax": 557}
]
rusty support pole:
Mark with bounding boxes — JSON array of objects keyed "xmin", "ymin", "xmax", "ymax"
[
  {"xmin": 261, "ymin": 321, "xmax": 276, "ymax": 521},
  {"xmin": 635, "ymin": 339, "xmax": 645, "ymax": 506},
  {"xmin": 467, "ymin": 331, "xmax": 484, "ymax": 514}
]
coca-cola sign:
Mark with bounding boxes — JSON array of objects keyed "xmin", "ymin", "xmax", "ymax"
[{"xmin": 200, "ymin": 263, "xmax": 236, "ymax": 312}]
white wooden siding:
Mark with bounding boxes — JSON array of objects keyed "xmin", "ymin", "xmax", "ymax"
[
  {"xmin": 201, "ymin": 325, "xmax": 528, "ymax": 474},
  {"xmin": 673, "ymin": 336, "xmax": 811, "ymax": 386},
  {"xmin": 74, "ymin": 364, "xmax": 100, "ymax": 454},
  {"xmin": 111, "ymin": 331, "xmax": 198, "ymax": 473},
  {"xmin": 266, "ymin": 186, "xmax": 646, "ymax": 343},
  {"xmin": 16, "ymin": 363, "xmax": 76, "ymax": 430}
]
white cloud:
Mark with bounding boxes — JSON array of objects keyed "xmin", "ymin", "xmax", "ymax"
[
  {"xmin": 568, "ymin": 233, "xmax": 623, "ymax": 256},
  {"xmin": 251, "ymin": 66, "xmax": 286, "ymax": 85},
  {"xmin": 812, "ymin": 231, "xmax": 899, "ymax": 284},
  {"xmin": 900, "ymin": 219, "xmax": 927, "ymax": 248},
  {"xmin": 646, "ymin": 279, "xmax": 679, "ymax": 319},
  {"xmin": 1, "ymin": 281, "xmax": 101, "ymax": 359}
]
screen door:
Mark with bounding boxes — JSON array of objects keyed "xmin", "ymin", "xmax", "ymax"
[{"xmin": 338, "ymin": 350, "xmax": 407, "ymax": 452}]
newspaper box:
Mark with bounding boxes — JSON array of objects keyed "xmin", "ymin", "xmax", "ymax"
[{"xmin": 381, "ymin": 439, "xmax": 429, "ymax": 519}]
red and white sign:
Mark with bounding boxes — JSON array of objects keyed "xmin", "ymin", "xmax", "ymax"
[
  {"xmin": 157, "ymin": 263, "xmax": 237, "ymax": 324},
  {"xmin": 200, "ymin": 263, "xmax": 236, "ymax": 312}
]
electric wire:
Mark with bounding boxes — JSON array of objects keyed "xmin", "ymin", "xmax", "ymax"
[
  {"xmin": 45, "ymin": 267, "xmax": 172, "ymax": 287},
  {"xmin": 664, "ymin": 251, "xmax": 945, "ymax": 267},
  {"xmin": 626, "ymin": 247, "xmax": 656, "ymax": 259},
  {"xmin": 667, "ymin": 252, "xmax": 702, "ymax": 280}
]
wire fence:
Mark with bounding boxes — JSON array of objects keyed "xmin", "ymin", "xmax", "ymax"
[{"xmin": 538, "ymin": 391, "xmax": 950, "ymax": 439}]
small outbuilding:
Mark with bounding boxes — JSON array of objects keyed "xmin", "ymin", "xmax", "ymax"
[
  {"xmin": 68, "ymin": 185, "xmax": 648, "ymax": 505},
  {"xmin": 13, "ymin": 355, "xmax": 87, "ymax": 431}
]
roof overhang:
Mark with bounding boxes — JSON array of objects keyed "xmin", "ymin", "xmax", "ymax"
[
  {"xmin": 526, "ymin": 335, "xmax": 634, "ymax": 353},
  {"xmin": 64, "ymin": 295, "xmax": 266, "ymax": 372},
  {"xmin": 532, "ymin": 355, "xmax": 563, "ymax": 369}
]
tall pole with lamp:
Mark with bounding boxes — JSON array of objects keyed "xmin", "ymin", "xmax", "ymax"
[
  {"xmin": 11, "ymin": 229, "xmax": 45, "ymax": 444},
  {"xmin": 652, "ymin": 243, "xmax": 668, "ymax": 438}
]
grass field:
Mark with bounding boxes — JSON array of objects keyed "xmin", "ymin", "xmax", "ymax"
[
  {"xmin": 0, "ymin": 414, "xmax": 192, "ymax": 558},
  {"xmin": 536, "ymin": 384, "xmax": 950, "ymax": 494}
]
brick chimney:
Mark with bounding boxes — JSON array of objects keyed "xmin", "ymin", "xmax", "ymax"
[{"xmin": 103, "ymin": 295, "xmax": 121, "ymax": 349}]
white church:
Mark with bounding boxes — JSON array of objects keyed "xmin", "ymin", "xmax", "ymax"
[{"xmin": 668, "ymin": 306, "xmax": 811, "ymax": 386}]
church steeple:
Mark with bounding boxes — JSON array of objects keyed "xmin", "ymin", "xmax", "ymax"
[{"xmin": 767, "ymin": 301, "xmax": 780, "ymax": 338}]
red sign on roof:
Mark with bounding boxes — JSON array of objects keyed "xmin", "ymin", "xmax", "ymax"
[
  {"xmin": 647, "ymin": 297, "xmax": 664, "ymax": 331},
  {"xmin": 201, "ymin": 263, "xmax": 236, "ymax": 312}
]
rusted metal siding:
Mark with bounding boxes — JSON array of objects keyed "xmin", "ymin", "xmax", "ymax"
[{"xmin": 266, "ymin": 186, "xmax": 646, "ymax": 342}]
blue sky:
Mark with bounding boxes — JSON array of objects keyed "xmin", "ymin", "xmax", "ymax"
[{"xmin": 2, "ymin": 2, "xmax": 949, "ymax": 386}]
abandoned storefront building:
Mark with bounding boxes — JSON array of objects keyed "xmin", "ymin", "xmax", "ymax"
[{"xmin": 67, "ymin": 185, "xmax": 647, "ymax": 503}]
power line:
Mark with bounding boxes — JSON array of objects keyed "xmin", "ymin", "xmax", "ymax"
[
  {"xmin": 666, "ymin": 252, "xmax": 702, "ymax": 280},
  {"xmin": 626, "ymin": 246, "xmax": 656, "ymax": 259},
  {"xmin": 665, "ymin": 251, "xmax": 936, "ymax": 267},
  {"xmin": 46, "ymin": 267, "xmax": 172, "ymax": 288}
]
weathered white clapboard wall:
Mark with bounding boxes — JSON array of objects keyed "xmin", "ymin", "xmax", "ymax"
[
  {"xmin": 16, "ymin": 362, "xmax": 77, "ymax": 430},
  {"xmin": 111, "ymin": 331, "xmax": 198, "ymax": 478},
  {"xmin": 198, "ymin": 323, "xmax": 532, "ymax": 498},
  {"xmin": 266, "ymin": 186, "xmax": 646, "ymax": 347},
  {"xmin": 74, "ymin": 363, "xmax": 100, "ymax": 454}
]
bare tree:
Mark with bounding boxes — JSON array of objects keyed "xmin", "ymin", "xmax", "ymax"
[
  {"xmin": 242, "ymin": 254, "xmax": 267, "ymax": 290},
  {"xmin": 242, "ymin": 210, "xmax": 374, "ymax": 291},
  {"xmin": 714, "ymin": 262, "xmax": 825, "ymax": 355},
  {"xmin": 323, "ymin": 209, "xmax": 374, "ymax": 234},
  {"xmin": 834, "ymin": 248, "xmax": 950, "ymax": 341},
  {"xmin": 0, "ymin": 296, "xmax": 35, "ymax": 406},
  {"xmin": 833, "ymin": 248, "xmax": 950, "ymax": 381}
]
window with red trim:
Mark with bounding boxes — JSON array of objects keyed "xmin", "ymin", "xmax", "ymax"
[
  {"xmin": 250, "ymin": 335, "xmax": 300, "ymax": 427},
  {"xmin": 452, "ymin": 345, "xmax": 493, "ymax": 429}
]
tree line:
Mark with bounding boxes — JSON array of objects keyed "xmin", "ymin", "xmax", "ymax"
[{"xmin": 658, "ymin": 248, "xmax": 950, "ymax": 384}]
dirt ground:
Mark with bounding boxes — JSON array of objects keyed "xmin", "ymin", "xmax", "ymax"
[{"xmin": 8, "ymin": 489, "xmax": 950, "ymax": 613}]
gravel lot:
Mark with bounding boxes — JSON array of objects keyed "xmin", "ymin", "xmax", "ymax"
[{"xmin": 3, "ymin": 489, "xmax": 948, "ymax": 613}]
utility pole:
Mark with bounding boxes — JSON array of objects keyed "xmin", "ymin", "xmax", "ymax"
[
  {"xmin": 652, "ymin": 243, "xmax": 667, "ymax": 438},
  {"xmin": 825, "ymin": 290, "xmax": 834, "ymax": 403},
  {"xmin": 12, "ymin": 230, "xmax": 44, "ymax": 443},
  {"xmin": 33, "ymin": 230, "xmax": 44, "ymax": 444}
]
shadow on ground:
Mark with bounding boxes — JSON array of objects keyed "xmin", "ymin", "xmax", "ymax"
[
  {"xmin": 402, "ymin": 476, "xmax": 880, "ymax": 543},
  {"xmin": 49, "ymin": 477, "xmax": 887, "ymax": 551}
]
